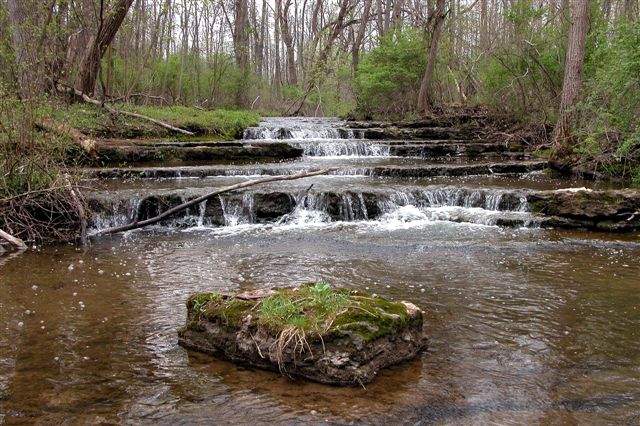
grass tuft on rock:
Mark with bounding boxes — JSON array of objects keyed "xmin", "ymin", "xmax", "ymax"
[{"xmin": 186, "ymin": 283, "xmax": 418, "ymax": 343}]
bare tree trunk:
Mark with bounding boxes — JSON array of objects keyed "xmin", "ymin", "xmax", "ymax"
[
  {"xmin": 234, "ymin": 0, "xmax": 250, "ymax": 106},
  {"xmin": 417, "ymin": 0, "xmax": 447, "ymax": 113},
  {"xmin": 274, "ymin": 0, "xmax": 283, "ymax": 96},
  {"xmin": 75, "ymin": 0, "xmax": 136, "ymax": 96},
  {"xmin": 6, "ymin": 0, "xmax": 43, "ymax": 97},
  {"xmin": 552, "ymin": 0, "xmax": 590, "ymax": 152},
  {"xmin": 281, "ymin": 0, "xmax": 298, "ymax": 85},
  {"xmin": 352, "ymin": 0, "xmax": 373, "ymax": 73}
]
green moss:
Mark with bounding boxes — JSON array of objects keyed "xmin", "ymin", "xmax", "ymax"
[
  {"xmin": 331, "ymin": 295, "xmax": 415, "ymax": 341},
  {"xmin": 204, "ymin": 298, "xmax": 256, "ymax": 327},
  {"xmin": 187, "ymin": 293, "xmax": 223, "ymax": 320},
  {"xmin": 534, "ymin": 148, "xmax": 553, "ymax": 159},
  {"xmin": 185, "ymin": 284, "xmax": 417, "ymax": 342}
]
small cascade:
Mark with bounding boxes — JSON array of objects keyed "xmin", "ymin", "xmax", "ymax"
[
  {"xmin": 291, "ymin": 141, "xmax": 390, "ymax": 157},
  {"xmin": 88, "ymin": 186, "xmax": 534, "ymax": 233},
  {"xmin": 243, "ymin": 117, "xmax": 364, "ymax": 141},
  {"xmin": 91, "ymin": 197, "xmax": 142, "ymax": 232},
  {"xmin": 220, "ymin": 193, "xmax": 255, "ymax": 226},
  {"xmin": 379, "ymin": 188, "xmax": 528, "ymax": 213},
  {"xmin": 243, "ymin": 127, "xmax": 364, "ymax": 140}
]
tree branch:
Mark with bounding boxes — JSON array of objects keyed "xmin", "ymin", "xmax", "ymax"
[
  {"xmin": 57, "ymin": 83, "xmax": 195, "ymax": 136},
  {"xmin": 0, "ymin": 229, "xmax": 28, "ymax": 250},
  {"xmin": 93, "ymin": 167, "xmax": 338, "ymax": 235}
]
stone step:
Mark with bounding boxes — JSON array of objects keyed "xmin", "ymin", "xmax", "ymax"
[
  {"xmin": 93, "ymin": 141, "xmax": 303, "ymax": 164},
  {"xmin": 84, "ymin": 185, "xmax": 640, "ymax": 232},
  {"xmin": 81, "ymin": 160, "xmax": 547, "ymax": 180}
]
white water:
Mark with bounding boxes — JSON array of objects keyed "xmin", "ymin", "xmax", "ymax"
[
  {"xmin": 291, "ymin": 140, "xmax": 391, "ymax": 157},
  {"xmin": 89, "ymin": 187, "xmax": 535, "ymax": 235},
  {"xmin": 243, "ymin": 117, "xmax": 364, "ymax": 141}
]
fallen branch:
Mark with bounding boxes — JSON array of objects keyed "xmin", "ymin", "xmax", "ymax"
[
  {"xmin": 63, "ymin": 174, "xmax": 88, "ymax": 246},
  {"xmin": 57, "ymin": 83, "xmax": 195, "ymax": 136},
  {"xmin": 36, "ymin": 118, "xmax": 97, "ymax": 156},
  {"xmin": 93, "ymin": 167, "xmax": 338, "ymax": 235},
  {"xmin": 0, "ymin": 229, "xmax": 28, "ymax": 250}
]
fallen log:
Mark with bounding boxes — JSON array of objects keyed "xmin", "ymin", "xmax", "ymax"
[
  {"xmin": 36, "ymin": 118, "xmax": 96, "ymax": 156},
  {"xmin": 93, "ymin": 167, "xmax": 338, "ymax": 235},
  {"xmin": 56, "ymin": 83, "xmax": 195, "ymax": 136},
  {"xmin": 0, "ymin": 229, "xmax": 28, "ymax": 250}
]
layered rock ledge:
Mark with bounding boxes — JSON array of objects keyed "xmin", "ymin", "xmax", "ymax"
[
  {"xmin": 93, "ymin": 140, "xmax": 303, "ymax": 164},
  {"xmin": 178, "ymin": 285, "xmax": 426, "ymax": 386}
]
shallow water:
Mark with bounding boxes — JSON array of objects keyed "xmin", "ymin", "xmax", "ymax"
[
  {"xmin": 2, "ymin": 117, "xmax": 640, "ymax": 424},
  {"xmin": 2, "ymin": 224, "xmax": 639, "ymax": 424}
]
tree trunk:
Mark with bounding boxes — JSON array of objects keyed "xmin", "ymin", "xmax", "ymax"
[
  {"xmin": 281, "ymin": 0, "xmax": 298, "ymax": 85},
  {"xmin": 234, "ymin": 0, "xmax": 250, "ymax": 106},
  {"xmin": 417, "ymin": 0, "xmax": 447, "ymax": 113},
  {"xmin": 6, "ymin": 0, "xmax": 42, "ymax": 97},
  {"xmin": 352, "ymin": 0, "xmax": 373, "ymax": 73},
  {"xmin": 551, "ymin": 0, "xmax": 590, "ymax": 152},
  {"xmin": 75, "ymin": 0, "xmax": 135, "ymax": 96}
]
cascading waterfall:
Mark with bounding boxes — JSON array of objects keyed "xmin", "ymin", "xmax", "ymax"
[
  {"xmin": 88, "ymin": 187, "xmax": 535, "ymax": 233},
  {"xmin": 291, "ymin": 141, "xmax": 390, "ymax": 157},
  {"xmin": 243, "ymin": 126, "xmax": 364, "ymax": 140},
  {"xmin": 220, "ymin": 193, "xmax": 255, "ymax": 226}
]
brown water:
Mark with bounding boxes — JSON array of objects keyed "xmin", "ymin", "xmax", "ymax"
[{"xmin": 2, "ymin": 223, "xmax": 639, "ymax": 424}]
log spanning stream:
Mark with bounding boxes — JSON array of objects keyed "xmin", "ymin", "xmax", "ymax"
[{"xmin": 1, "ymin": 117, "xmax": 640, "ymax": 423}]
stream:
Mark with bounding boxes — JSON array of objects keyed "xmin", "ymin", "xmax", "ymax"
[{"xmin": 1, "ymin": 117, "xmax": 639, "ymax": 424}]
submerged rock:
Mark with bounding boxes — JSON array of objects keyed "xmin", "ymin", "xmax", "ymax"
[{"xmin": 178, "ymin": 284, "xmax": 426, "ymax": 386}]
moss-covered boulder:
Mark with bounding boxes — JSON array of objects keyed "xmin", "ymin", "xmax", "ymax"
[{"xmin": 178, "ymin": 283, "xmax": 426, "ymax": 386}]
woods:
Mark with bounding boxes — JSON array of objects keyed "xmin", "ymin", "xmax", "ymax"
[{"xmin": 1, "ymin": 0, "xmax": 639, "ymax": 245}]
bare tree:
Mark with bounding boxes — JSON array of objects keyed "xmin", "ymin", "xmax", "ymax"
[
  {"xmin": 417, "ymin": 0, "xmax": 447, "ymax": 112},
  {"xmin": 75, "ymin": 0, "xmax": 136, "ymax": 96},
  {"xmin": 552, "ymin": 0, "xmax": 590, "ymax": 151}
]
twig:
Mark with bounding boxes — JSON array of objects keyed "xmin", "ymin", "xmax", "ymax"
[
  {"xmin": 93, "ymin": 168, "xmax": 338, "ymax": 235},
  {"xmin": 0, "ymin": 229, "xmax": 27, "ymax": 250}
]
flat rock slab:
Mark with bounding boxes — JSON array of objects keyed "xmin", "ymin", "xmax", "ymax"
[{"xmin": 178, "ymin": 285, "xmax": 427, "ymax": 386}]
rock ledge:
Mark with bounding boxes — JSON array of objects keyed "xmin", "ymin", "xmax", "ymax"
[{"xmin": 178, "ymin": 285, "xmax": 426, "ymax": 385}]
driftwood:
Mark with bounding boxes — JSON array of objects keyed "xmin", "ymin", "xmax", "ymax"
[
  {"xmin": 57, "ymin": 83, "xmax": 195, "ymax": 136},
  {"xmin": 0, "ymin": 229, "xmax": 28, "ymax": 250},
  {"xmin": 36, "ymin": 118, "xmax": 97, "ymax": 155},
  {"xmin": 94, "ymin": 168, "xmax": 338, "ymax": 235},
  {"xmin": 63, "ymin": 174, "xmax": 88, "ymax": 246}
]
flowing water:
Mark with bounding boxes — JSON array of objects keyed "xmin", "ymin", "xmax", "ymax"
[{"xmin": 2, "ymin": 118, "xmax": 640, "ymax": 424}]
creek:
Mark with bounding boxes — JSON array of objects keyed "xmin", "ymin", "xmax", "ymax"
[{"xmin": 1, "ymin": 117, "xmax": 639, "ymax": 424}]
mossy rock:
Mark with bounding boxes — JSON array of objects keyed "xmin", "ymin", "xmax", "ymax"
[{"xmin": 178, "ymin": 284, "xmax": 426, "ymax": 385}]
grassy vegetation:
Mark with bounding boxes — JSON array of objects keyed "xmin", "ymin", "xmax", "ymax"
[
  {"xmin": 187, "ymin": 282, "xmax": 417, "ymax": 342},
  {"xmin": 0, "ymin": 96, "xmax": 74, "ymax": 198},
  {"xmin": 49, "ymin": 102, "xmax": 260, "ymax": 140},
  {"xmin": 0, "ymin": 94, "xmax": 85, "ymax": 243}
]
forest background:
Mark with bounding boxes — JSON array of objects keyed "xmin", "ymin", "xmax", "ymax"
[{"xmin": 1, "ymin": 0, "xmax": 639, "ymax": 205}]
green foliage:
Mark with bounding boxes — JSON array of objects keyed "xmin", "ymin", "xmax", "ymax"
[
  {"xmin": 0, "ymin": 94, "xmax": 74, "ymax": 197},
  {"xmin": 475, "ymin": 0, "xmax": 563, "ymax": 120},
  {"xmin": 48, "ymin": 102, "xmax": 259, "ymax": 140},
  {"xmin": 355, "ymin": 28, "xmax": 426, "ymax": 117},
  {"xmin": 574, "ymin": 19, "xmax": 640, "ymax": 181}
]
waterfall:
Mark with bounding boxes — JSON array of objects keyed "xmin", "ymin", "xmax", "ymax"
[
  {"xmin": 291, "ymin": 141, "xmax": 390, "ymax": 157},
  {"xmin": 243, "ymin": 117, "xmax": 364, "ymax": 141},
  {"xmin": 220, "ymin": 193, "xmax": 255, "ymax": 226},
  {"xmin": 88, "ymin": 187, "xmax": 534, "ymax": 233}
]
